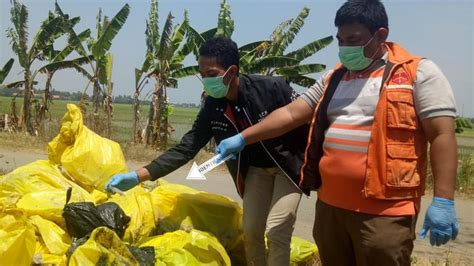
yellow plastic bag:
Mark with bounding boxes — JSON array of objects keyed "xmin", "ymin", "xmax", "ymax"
[
  {"xmin": 69, "ymin": 227, "xmax": 139, "ymax": 266},
  {"xmin": 17, "ymin": 189, "xmax": 92, "ymax": 228},
  {"xmin": 150, "ymin": 182, "xmax": 243, "ymax": 246},
  {"xmin": 290, "ymin": 236, "xmax": 319, "ymax": 266},
  {"xmin": 0, "ymin": 160, "xmax": 96, "ymax": 208},
  {"xmin": 29, "ymin": 215, "xmax": 71, "ymax": 255},
  {"xmin": 0, "ymin": 222, "xmax": 36, "ymax": 265},
  {"xmin": 107, "ymin": 186, "xmax": 156, "ymax": 244},
  {"xmin": 34, "ymin": 240, "xmax": 67, "ymax": 266},
  {"xmin": 48, "ymin": 104, "xmax": 128, "ymax": 191},
  {"xmin": 91, "ymin": 189, "xmax": 109, "ymax": 204},
  {"xmin": 138, "ymin": 229, "xmax": 231, "ymax": 266},
  {"xmin": 0, "ymin": 209, "xmax": 26, "ymax": 229}
]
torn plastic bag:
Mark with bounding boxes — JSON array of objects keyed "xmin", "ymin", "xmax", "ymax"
[
  {"xmin": 68, "ymin": 227, "xmax": 140, "ymax": 266},
  {"xmin": 63, "ymin": 189, "xmax": 130, "ymax": 239},
  {"xmin": 137, "ymin": 229, "xmax": 231, "ymax": 266},
  {"xmin": 48, "ymin": 104, "xmax": 128, "ymax": 192}
]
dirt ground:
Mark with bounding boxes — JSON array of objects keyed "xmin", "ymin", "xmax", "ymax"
[{"xmin": 1, "ymin": 148, "xmax": 473, "ymax": 265}]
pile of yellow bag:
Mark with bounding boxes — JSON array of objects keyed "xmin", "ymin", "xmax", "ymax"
[{"xmin": 0, "ymin": 104, "xmax": 318, "ymax": 265}]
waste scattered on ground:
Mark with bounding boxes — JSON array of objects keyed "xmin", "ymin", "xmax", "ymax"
[{"xmin": 0, "ymin": 104, "xmax": 319, "ymax": 265}]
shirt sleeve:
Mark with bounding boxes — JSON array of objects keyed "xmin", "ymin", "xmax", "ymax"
[
  {"xmin": 414, "ymin": 59, "xmax": 457, "ymax": 120},
  {"xmin": 144, "ymin": 100, "xmax": 213, "ymax": 180},
  {"xmin": 300, "ymin": 70, "xmax": 332, "ymax": 110}
]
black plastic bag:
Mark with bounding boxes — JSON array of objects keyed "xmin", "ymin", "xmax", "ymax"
[
  {"xmin": 63, "ymin": 188, "xmax": 131, "ymax": 239},
  {"xmin": 63, "ymin": 201, "xmax": 104, "ymax": 238},
  {"xmin": 96, "ymin": 202, "xmax": 130, "ymax": 238}
]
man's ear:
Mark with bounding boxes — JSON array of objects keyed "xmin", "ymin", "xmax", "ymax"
[
  {"xmin": 377, "ymin": 28, "xmax": 389, "ymax": 43},
  {"xmin": 229, "ymin": 65, "xmax": 239, "ymax": 76}
]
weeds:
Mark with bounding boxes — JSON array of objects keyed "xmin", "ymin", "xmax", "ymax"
[
  {"xmin": 0, "ymin": 131, "xmax": 45, "ymax": 151},
  {"xmin": 457, "ymin": 150, "xmax": 474, "ymax": 194},
  {"xmin": 411, "ymin": 250, "xmax": 467, "ymax": 265},
  {"xmin": 0, "ymin": 168, "xmax": 7, "ymax": 175},
  {"xmin": 424, "ymin": 148, "xmax": 474, "ymax": 196}
]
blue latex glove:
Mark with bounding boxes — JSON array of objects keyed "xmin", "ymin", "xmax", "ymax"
[
  {"xmin": 420, "ymin": 197, "xmax": 459, "ymax": 246},
  {"xmin": 215, "ymin": 133, "xmax": 246, "ymax": 163},
  {"xmin": 104, "ymin": 171, "xmax": 139, "ymax": 193}
]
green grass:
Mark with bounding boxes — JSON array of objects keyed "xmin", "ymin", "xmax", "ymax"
[
  {"xmin": 0, "ymin": 96, "xmax": 199, "ymax": 144},
  {"xmin": 458, "ymin": 128, "xmax": 474, "ymax": 138}
]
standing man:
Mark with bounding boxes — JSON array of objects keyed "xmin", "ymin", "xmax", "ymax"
[
  {"xmin": 106, "ymin": 37, "xmax": 310, "ymax": 265},
  {"xmin": 216, "ymin": 0, "xmax": 459, "ymax": 265}
]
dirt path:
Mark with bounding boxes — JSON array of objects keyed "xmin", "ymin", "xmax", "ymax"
[{"xmin": 1, "ymin": 148, "xmax": 472, "ymax": 264}]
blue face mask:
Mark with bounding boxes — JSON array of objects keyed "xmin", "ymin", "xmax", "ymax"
[{"xmin": 201, "ymin": 68, "xmax": 232, "ymax": 98}]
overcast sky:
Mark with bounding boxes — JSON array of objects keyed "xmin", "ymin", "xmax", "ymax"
[{"xmin": 1, "ymin": 0, "xmax": 473, "ymax": 116}]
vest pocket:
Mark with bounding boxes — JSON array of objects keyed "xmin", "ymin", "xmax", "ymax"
[
  {"xmin": 386, "ymin": 143, "xmax": 420, "ymax": 188},
  {"xmin": 386, "ymin": 90, "xmax": 417, "ymax": 130}
]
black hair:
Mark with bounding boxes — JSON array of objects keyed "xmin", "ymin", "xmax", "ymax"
[
  {"xmin": 199, "ymin": 37, "xmax": 240, "ymax": 71},
  {"xmin": 335, "ymin": 0, "xmax": 388, "ymax": 34}
]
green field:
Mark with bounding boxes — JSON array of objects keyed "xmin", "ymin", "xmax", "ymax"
[
  {"xmin": 1, "ymin": 95, "xmax": 473, "ymax": 149},
  {"xmin": 0, "ymin": 96, "xmax": 199, "ymax": 144},
  {"xmin": 460, "ymin": 128, "xmax": 474, "ymax": 138}
]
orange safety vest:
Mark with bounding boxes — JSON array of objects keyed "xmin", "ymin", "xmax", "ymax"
[{"xmin": 299, "ymin": 42, "xmax": 426, "ymax": 200}]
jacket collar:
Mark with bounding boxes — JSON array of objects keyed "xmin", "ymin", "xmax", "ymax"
[{"xmin": 384, "ymin": 42, "xmax": 418, "ymax": 64}]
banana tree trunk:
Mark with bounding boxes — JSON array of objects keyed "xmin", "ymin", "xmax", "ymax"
[
  {"xmin": 105, "ymin": 82, "xmax": 114, "ymax": 138},
  {"xmin": 91, "ymin": 80, "xmax": 102, "ymax": 133},
  {"xmin": 145, "ymin": 97, "xmax": 155, "ymax": 146},
  {"xmin": 38, "ymin": 71, "xmax": 53, "ymax": 125},
  {"xmin": 10, "ymin": 97, "xmax": 18, "ymax": 130},
  {"xmin": 92, "ymin": 80, "xmax": 101, "ymax": 115},
  {"xmin": 159, "ymin": 86, "xmax": 169, "ymax": 150},
  {"xmin": 152, "ymin": 85, "xmax": 162, "ymax": 149},
  {"xmin": 145, "ymin": 80, "xmax": 162, "ymax": 149},
  {"xmin": 22, "ymin": 68, "xmax": 35, "ymax": 135},
  {"xmin": 132, "ymin": 90, "xmax": 141, "ymax": 143},
  {"xmin": 79, "ymin": 79, "xmax": 92, "ymax": 115}
]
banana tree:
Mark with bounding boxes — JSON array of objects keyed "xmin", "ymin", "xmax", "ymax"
[
  {"xmin": 131, "ymin": 0, "xmax": 158, "ymax": 143},
  {"xmin": 140, "ymin": 0, "xmax": 204, "ymax": 149},
  {"xmin": 54, "ymin": 3, "xmax": 130, "ymax": 136},
  {"xmin": 0, "ymin": 59, "xmax": 15, "ymax": 84},
  {"xmin": 86, "ymin": 5, "xmax": 129, "ymax": 136},
  {"xmin": 7, "ymin": 0, "xmax": 67, "ymax": 135},
  {"xmin": 252, "ymin": 7, "xmax": 333, "ymax": 86},
  {"xmin": 0, "ymin": 70, "xmax": 37, "ymax": 91},
  {"xmin": 0, "ymin": 59, "xmax": 27, "ymax": 91},
  {"xmin": 189, "ymin": 2, "xmax": 332, "ymax": 88},
  {"xmin": 132, "ymin": 58, "xmax": 151, "ymax": 143},
  {"xmin": 183, "ymin": 0, "xmax": 301, "ymax": 78},
  {"xmin": 36, "ymin": 12, "xmax": 92, "ymax": 123}
]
